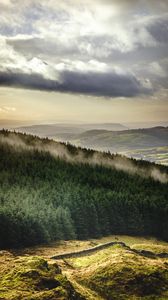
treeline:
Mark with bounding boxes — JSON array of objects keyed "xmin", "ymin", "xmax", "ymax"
[{"xmin": 0, "ymin": 131, "xmax": 168, "ymax": 248}]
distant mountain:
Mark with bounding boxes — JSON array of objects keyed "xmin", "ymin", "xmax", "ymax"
[
  {"xmin": 74, "ymin": 126, "xmax": 168, "ymax": 150},
  {"xmin": 0, "ymin": 130, "xmax": 168, "ymax": 250},
  {"xmin": 85, "ymin": 123, "xmax": 128, "ymax": 131},
  {"xmin": 124, "ymin": 121, "xmax": 168, "ymax": 129},
  {"xmin": 16, "ymin": 123, "xmax": 127, "ymax": 139},
  {"xmin": 15, "ymin": 124, "xmax": 168, "ymax": 165},
  {"xmin": 73, "ymin": 126, "xmax": 168, "ymax": 165},
  {"xmin": 16, "ymin": 124, "xmax": 168, "ymax": 148},
  {"xmin": 17, "ymin": 124, "xmax": 84, "ymax": 139}
]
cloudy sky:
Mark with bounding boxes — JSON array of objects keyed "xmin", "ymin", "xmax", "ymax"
[{"xmin": 0, "ymin": 0, "xmax": 168, "ymax": 125}]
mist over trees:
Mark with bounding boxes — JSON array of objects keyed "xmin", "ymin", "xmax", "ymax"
[{"xmin": 0, "ymin": 130, "xmax": 168, "ymax": 249}]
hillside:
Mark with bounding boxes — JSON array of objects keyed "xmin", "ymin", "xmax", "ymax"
[
  {"xmin": 0, "ymin": 236, "xmax": 168, "ymax": 300},
  {"xmin": 71, "ymin": 126, "xmax": 167, "ymax": 163},
  {"xmin": 75, "ymin": 127, "xmax": 168, "ymax": 149},
  {"xmin": 67, "ymin": 241, "xmax": 168, "ymax": 300},
  {"xmin": 16, "ymin": 123, "xmax": 127, "ymax": 139},
  {"xmin": 16, "ymin": 125, "xmax": 168, "ymax": 165},
  {"xmin": 1, "ymin": 130, "xmax": 168, "ymax": 299},
  {"xmin": 72, "ymin": 127, "xmax": 168, "ymax": 165},
  {"xmin": 0, "ymin": 252, "xmax": 84, "ymax": 300},
  {"xmin": 0, "ymin": 130, "xmax": 168, "ymax": 250}
]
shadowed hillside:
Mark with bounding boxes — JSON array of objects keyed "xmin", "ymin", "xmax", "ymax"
[{"xmin": 0, "ymin": 130, "xmax": 168, "ymax": 249}]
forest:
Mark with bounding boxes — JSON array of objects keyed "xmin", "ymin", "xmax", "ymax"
[{"xmin": 0, "ymin": 130, "xmax": 168, "ymax": 248}]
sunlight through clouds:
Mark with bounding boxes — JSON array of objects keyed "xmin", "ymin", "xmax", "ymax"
[{"xmin": 0, "ymin": 0, "xmax": 167, "ymax": 123}]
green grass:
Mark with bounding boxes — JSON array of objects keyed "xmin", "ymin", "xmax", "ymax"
[
  {"xmin": 91, "ymin": 235, "xmax": 168, "ymax": 247},
  {"xmin": 132, "ymin": 244, "xmax": 168, "ymax": 254},
  {"xmin": 121, "ymin": 146, "xmax": 168, "ymax": 166},
  {"xmin": 1, "ymin": 236, "xmax": 168, "ymax": 300},
  {"xmin": 0, "ymin": 253, "xmax": 83, "ymax": 300},
  {"xmin": 68, "ymin": 243, "xmax": 168, "ymax": 300}
]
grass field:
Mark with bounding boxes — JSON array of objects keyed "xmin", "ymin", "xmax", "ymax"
[
  {"xmin": 0, "ymin": 235, "xmax": 168, "ymax": 300},
  {"xmin": 122, "ymin": 146, "xmax": 168, "ymax": 165},
  {"xmin": 67, "ymin": 244, "xmax": 168, "ymax": 300}
]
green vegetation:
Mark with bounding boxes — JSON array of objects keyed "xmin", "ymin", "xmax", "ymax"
[
  {"xmin": 0, "ymin": 130, "xmax": 168, "ymax": 249},
  {"xmin": 71, "ymin": 127, "xmax": 168, "ymax": 165},
  {"xmin": 0, "ymin": 237, "xmax": 168, "ymax": 300},
  {"xmin": 0, "ymin": 252, "xmax": 83, "ymax": 300},
  {"xmin": 68, "ymin": 244, "xmax": 168, "ymax": 300},
  {"xmin": 122, "ymin": 146, "xmax": 168, "ymax": 166}
]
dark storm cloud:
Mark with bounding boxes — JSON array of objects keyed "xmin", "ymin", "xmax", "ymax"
[
  {"xmin": 0, "ymin": 0, "xmax": 168, "ymax": 98},
  {"xmin": 0, "ymin": 70, "xmax": 151, "ymax": 98},
  {"xmin": 147, "ymin": 17, "xmax": 168, "ymax": 43},
  {"xmin": 60, "ymin": 71, "xmax": 151, "ymax": 97}
]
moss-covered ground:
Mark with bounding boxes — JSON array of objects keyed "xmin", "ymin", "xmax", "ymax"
[
  {"xmin": 67, "ymin": 244, "xmax": 168, "ymax": 300},
  {"xmin": 0, "ymin": 252, "xmax": 83, "ymax": 300},
  {"xmin": 0, "ymin": 236, "xmax": 168, "ymax": 300}
]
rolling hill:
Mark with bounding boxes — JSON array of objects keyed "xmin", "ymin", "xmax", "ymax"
[
  {"xmin": 16, "ymin": 123, "xmax": 127, "ymax": 139},
  {"xmin": 0, "ymin": 130, "xmax": 168, "ymax": 299},
  {"xmin": 72, "ymin": 127, "xmax": 168, "ymax": 165},
  {"xmin": 15, "ymin": 125, "xmax": 168, "ymax": 165},
  {"xmin": 0, "ymin": 236, "xmax": 168, "ymax": 300},
  {"xmin": 0, "ymin": 129, "xmax": 168, "ymax": 250},
  {"xmin": 74, "ymin": 126, "xmax": 168, "ymax": 149}
]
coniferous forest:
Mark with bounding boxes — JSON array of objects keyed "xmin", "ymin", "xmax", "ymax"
[{"xmin": 0, "ymin": 130, "xmax": 168, "ymax": 249}]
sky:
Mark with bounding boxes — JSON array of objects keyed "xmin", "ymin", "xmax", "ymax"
[{"xmin": 0, "ymin": 0, "xmax": 168, "ymax": 125}]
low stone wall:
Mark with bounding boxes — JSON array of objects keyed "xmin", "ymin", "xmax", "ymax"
[
  {"xmin": 51, "ymin": 240, "xmax": 168, "ymax": 260},
  {"xmin": 51, "ymin": 241, "xmax": 126, "ymax": 260}
]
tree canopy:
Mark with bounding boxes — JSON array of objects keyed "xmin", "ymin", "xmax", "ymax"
[{"xmin": 0, "ymin": 130, "xmax": 168, "ymax": 248}]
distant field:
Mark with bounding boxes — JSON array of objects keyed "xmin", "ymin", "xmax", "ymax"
[
  {"xmin": 120, "ymin": 146, "xmax": 168, "ymax": 166},
  {"xmin": 15, "ymin": 125, "xmax": 168, "ymax": 165},
  {"xmin": 65, "ymin": 129, "xmax": 168, "ymax": 166}
]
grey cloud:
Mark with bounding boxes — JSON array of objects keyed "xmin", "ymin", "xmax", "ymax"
[
  {"xmin": 60, "ymin": 71, "xmax": 151, "ymax": 97},
  {"xmin": 7, "ymin": 14, "xmax": 168, "ymax": 64},
  {"xmin": 0, "ymin": 0, "xmax": 168, "ymax": 99},
  {"xmin": 4, "ymin": 3, "xmax": 168, "ymax": 71},
  {"xmin": 147, "ymin": 17, "xmax": 168, "ymax": 43},
  {"xmin": 0, "ymin": 70, "xmax": 151, "ymax": 98},
  {"xmin": 97, "ymin": 0, "xmax": 168, "ymax": 10},
  {"xmin": 7, "ymin": 37, "xmax": 79, "ymax": 59},
  {"xmin": 107, "ymin": 45, "xmax": 168, "ymax": 65}
]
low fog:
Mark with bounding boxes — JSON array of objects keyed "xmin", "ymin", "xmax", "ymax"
[{"xmin": 0, "ymin": 132, "xmax": 167, "ymax": 184}]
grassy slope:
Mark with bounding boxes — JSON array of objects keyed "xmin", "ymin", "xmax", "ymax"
[
  {"xmin": 0, "ymin": 253, "xmax": 83, "ymax": 300},
  {"xmin": 0, "ymin": 131, "xmax": 168, "ymax": 298},
  {"xmin": 69, "ymin": 246, "xmax": 168, "ymax": 300},
  {"xmin": 1, "ymin": 236, "xmax": 168, "ymax": 300},
  {"xmin": 12, "ymin": 235, "xmax": 168, "ymax": 258},
  {"xmin": 67, "ymin": 242, "xmax": 168, "ymax": 299}
]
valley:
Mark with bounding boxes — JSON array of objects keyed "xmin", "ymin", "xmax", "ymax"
[
  {"xmin": 15, "ymin": 124, "xmax": 168, "ymax": 165},
  {"xmin": 1, "ymin": 0, "xmax": 168, "ymax": 299}
]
